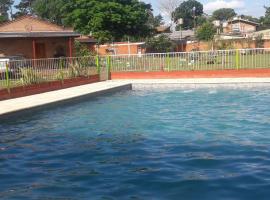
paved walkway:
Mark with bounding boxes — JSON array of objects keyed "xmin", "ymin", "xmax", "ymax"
[{"xmin": 0, "ymin": 81, "xmax": 131, "ymax": 118}]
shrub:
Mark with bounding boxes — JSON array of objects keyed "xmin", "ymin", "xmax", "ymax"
[{"xmin": 20, "ymin": 68, "xmax": 44, "ymax": 85}]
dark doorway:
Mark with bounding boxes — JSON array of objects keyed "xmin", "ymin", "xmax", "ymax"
[{"xmin": 35, "ymin": 43, "xmax": 46, "ymax": 58}]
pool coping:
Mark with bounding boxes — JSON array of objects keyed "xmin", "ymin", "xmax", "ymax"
[
  {"xmin": 1, "ymin": 78, "xmax": 270, "ymax": 119},
  {"xmin": 0, "ymin": 82, "xmax": 132, "ymax": 119}
]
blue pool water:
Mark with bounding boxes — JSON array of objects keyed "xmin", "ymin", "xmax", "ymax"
[{"xmin": 1, "ymin": 87, "xmax": 270, "ymax": 200}]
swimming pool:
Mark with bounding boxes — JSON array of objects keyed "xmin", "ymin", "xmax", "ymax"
[{"xmin": 1, "ymin": 87, "xmax": 270, "ymax": 199}]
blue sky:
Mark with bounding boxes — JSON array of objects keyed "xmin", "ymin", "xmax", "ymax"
[
  {"xmin": 144, "ymin": 0, "xmax": 268, "ymax": 18},
  {"xmin": 14, "ymin": 0, "xmax": 268, "ymax": 17}
]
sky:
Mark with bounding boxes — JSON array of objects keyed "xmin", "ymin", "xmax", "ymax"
[
  {"xmin": 143, "ymin": 0, "xmax": 269, "ymax": 18},
  {"xmin": 13, "ymin": 0, "xmax": 269, "ymax": 18}
]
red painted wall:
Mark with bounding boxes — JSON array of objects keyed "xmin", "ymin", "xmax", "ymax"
[{"xmin": 111, "ymin": 69, "xmax": 270, "ymax": 79}]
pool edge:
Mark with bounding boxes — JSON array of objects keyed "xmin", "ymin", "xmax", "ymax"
[{"xmin": 0, "ymin": 83, "xmax": 132, "ymax": 120}]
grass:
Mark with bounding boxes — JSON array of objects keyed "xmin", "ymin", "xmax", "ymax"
[
  {"xmin": 1, "ymin": 53, "xmax": 270, "ymax": 90},
  {"xmin": 110, "ymin": 53, "xmax": 270, "ymax": 72}
]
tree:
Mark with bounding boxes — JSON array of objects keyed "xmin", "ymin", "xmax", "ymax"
[
  {"xmin": 63, "ymin": 0, "xmax": 153, "ymax": 43},
  {"xmin": 158, "ymin": 0, "xmax": 182, "ymax": 24},
  {"xmin": 196, "ymin": 22, "xmax": 216, "ymax": 41},
  {"xmin": 148, "ymin": 14, "xmax": 164, "ymax": 29},
  {"xmin": 32, "ymin": 0, "xmax": 65, "ymax": 25},
  {"xmin": 174, "ymin": 0, "xmax": 204, "ymax": 30},
  {"xmin": 145, "ymin": 34, "xmax": 175, "ymax": 53},
  {"xmin": 0, "ymin": 0, "xmax": 14, "ymax": 23},
  {"xmin": 262, "ymin": 6, "xmax": 270, "ymax": 29},
  {"xmin": 14, "ymin": 0, "xmax": 35, "ymax": 18},
  {"xmin": 212, "ymin": 8, "xmax": 236, "ymax": 21}
]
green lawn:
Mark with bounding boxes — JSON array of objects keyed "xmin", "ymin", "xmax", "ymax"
[{"xmin": 110, "ymin": 53, "xmax": 270, "ymax": 72}]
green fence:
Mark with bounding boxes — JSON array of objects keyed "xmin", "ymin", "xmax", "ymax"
[
  {"xmin": 0, "ymin": 56, "xmax": 109, "ymax": 91},
  {"xmin": 1, "ymin": 48, "xmax": 270, "ymax": 91},
  {"xmin": 110, "ymin": 48, "xmax": 270, "ymax": 72}
]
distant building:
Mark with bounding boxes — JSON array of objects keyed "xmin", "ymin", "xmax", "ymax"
[
  {"xmin": 223, "ymin": 17, "xmax": 259, "ymax": 34},
  {"xmin": 76, "ymin": 35, "xmax": 97, "ymax": 52},
  {"xmin": 96, "ymin": 42, "xmax": 145, "ymax": 55},
  {"xmin": 0, "ymin": 15, "xmax": 80, "ymax": 59},
  {"xmin": 161, "ymin": 30, "xmax": 195, "ymax": 52},
  {"xmin": 156, "ymin": 25, "xmax": 171, "ymax": 34}
]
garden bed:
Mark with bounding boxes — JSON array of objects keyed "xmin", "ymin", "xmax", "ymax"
[{"xmin": 0, "ymin": 75, "xmax": 100, "ymax": 101}]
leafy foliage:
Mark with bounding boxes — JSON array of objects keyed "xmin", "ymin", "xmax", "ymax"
[
  {"xmin": 174, "ymin": 0, "xmax": 203, "ymax": 30},
  {"xmin": 148, "ymin": 14, "xmax": 164, "ymax": 29},
  {"xmin": 0, "ymin": 0, "xmax": 13, "ymax": 22},
  {"xmin": 13, "ymin": 0, "xmax": 35, "ymax": 18},
  {"xmin": 145, "ymin": 35, "xmax": 175, "ymax": 53},
  {"xmin": 196, "ymin": 22, "xmax": 216, "ymax": 41},
  {"xmin": 74, "ymin": 40, "xmax": 96, "ymax": 57},
  {"xmin": 20, "ymin": 68, "xmax": 43, "ymax": 85},
  {"xmin": 32, "ymin": 0, "xmax": 65, "ymax": 25},
  {"xmin": 261, "ymin": 6, "xmax": 270, "ymax": 29},
  {"xmin": 63, "ymin": 0, "xmax": 153, "ymax": 43},
  {"xmin": 212, "ymin": 8, "xmax": 237, "ymax": 21}
]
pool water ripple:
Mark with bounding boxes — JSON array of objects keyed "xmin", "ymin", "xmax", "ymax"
[{"xmin": 0, "ymin": 88, "xmax": 270, "ymax": 199}]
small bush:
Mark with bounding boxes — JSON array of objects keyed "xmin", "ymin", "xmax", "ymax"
[{"xmin": 20, "ymin": 68, "xmax": 44, "ymax": 85}]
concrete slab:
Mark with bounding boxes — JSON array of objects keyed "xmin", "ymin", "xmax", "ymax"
[{"xmin": 0, "ymin": 82, "xmax": 132, "ymax": 118}]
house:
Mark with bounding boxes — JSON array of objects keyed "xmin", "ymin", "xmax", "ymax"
[
  {"xmin": 75, "ymin": 35, "xmax": 97, "ymax": 52},
  {"xmin": 96, "ymin": 42, "xmax": 146, "ymax": 55},
  {"xmin": 156, "ymin": 25, "xmax": 171, "ymax": 34},
  {"xmin": 0, "ymin": 15, "xmax": 80, "ymax": 59},
  {"xmin": 223, "ymin": 17, "xmax": 259, "ymax": 34}
]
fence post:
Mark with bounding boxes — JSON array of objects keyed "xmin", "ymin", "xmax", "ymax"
[
  {"xmin": 96, "ymin": 55, "xmax": 101, "ymax": 79},
  {"xmin": 60, "ymin": 58, "xmax": 64, "ymax": 85},
  {"xmin": 106, "ymin": 56, "xmax": 111, "ymax": 80},
  {"xmin": 166, "ymin": 53, "xmax": 170, "ymax": 72},
  {"xmin": 235, "ymin": 50, "xmax": 240, "ymax": 70},
  {"xmin": 5, "ymin": 62, "xmax": 10, "ymax": 94}
]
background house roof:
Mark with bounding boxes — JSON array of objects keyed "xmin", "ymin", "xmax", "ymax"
[
  {"xmin": 162, "ymin": 30, "xmax": 195, "ymax": 41},
  {"xmin": 0, "ymin": 15, "xmax": 80, "ymax": 38},
  {"xmin": 227, "ymin": 18, "xmax": 260, "ymax": 26}
]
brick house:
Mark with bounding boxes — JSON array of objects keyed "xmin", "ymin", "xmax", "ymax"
[
  {"xmin": 0, "ymin": 15, "xmax": 80, "ymax": 59},
  {"xmin": 223, "ymin": 18, "xmax": 259, "ymax": 34}
]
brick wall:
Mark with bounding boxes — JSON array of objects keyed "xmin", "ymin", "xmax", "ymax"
[
  {"xmin": 96, "ymin": 43, "xmax": 145, "ymax": 55},
  {"xmin": 0, "ymin": 37, "xmax": 74, "ymax": 59}
]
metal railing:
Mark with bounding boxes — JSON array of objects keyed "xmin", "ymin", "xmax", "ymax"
[
  {"xmin": 1, "ymin": 48, "xmax": 270, "ymax": 91},
  {"xmin": 110, "ymin": 48, "xmax": 270, "ymax": 72},
  {"xmin": 0, "ymin": 56, "xmax": 109, "ymax": 91}
]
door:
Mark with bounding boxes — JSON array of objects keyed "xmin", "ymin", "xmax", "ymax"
[{"xmin": 35, "ymin": 43, "xmax": 46, "ymax": 59}]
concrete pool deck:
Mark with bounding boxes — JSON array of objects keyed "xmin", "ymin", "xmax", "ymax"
[
  {"xmin": 0, "ymin": 81, "xmax": 132, "ymax": 118},
  {"xmin": 1, "ymin": 78, "xmax": 270, "ymax": 118}
]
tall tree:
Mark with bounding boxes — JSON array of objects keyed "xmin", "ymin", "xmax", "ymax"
[
  {"xmin": 196, "ymin": 21, "xmax": 216, "ymax": 41},
  {"xmin": 148, "ymin": 13, "xmax": 164, "ymax": 29},
  {"xmin": 63, "ymin": 0, "xmax": 153, "ymax": 43},
  {"xmin": 174, "ymin": 0, "xmax": 204, "ymax": 30},
  {"xmin": 14, "ymin": 0, "xmax": 35, "ymax": 18},
  {"xmin": 212, "ymin": 8, "xmax": 236, "ymax": 21},
  {"xmin": 0, "ymin": 0, "xmax": 13, "ymax": 23},
  {"xmin": 262, "ymin": 6, "xmax": 270, "ymax": 28},
  {"xmin": 32, "ymin": 0, "xmax": 65, "ymax": 25},
  {"xmin": 158, "ymin": 0, "xmax": 182, "ymax": 25}
]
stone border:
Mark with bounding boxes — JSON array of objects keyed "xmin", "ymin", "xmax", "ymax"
[{"xmin": 0, "ymin": 82, "xmax": 132, "ymax": 120}]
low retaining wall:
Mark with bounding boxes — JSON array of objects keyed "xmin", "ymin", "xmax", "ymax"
[
  {"xmin": 111, "ymin": 69, "xmax": 270, "ymax": 79},
  {"xmin": 0, "ymin": 75, "xmax": 100, "ymax": 101}
]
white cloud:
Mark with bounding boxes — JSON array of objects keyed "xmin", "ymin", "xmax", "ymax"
[{"xmin": 204, "ymin": 0, "xmax": 245, "ymax": 13}]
